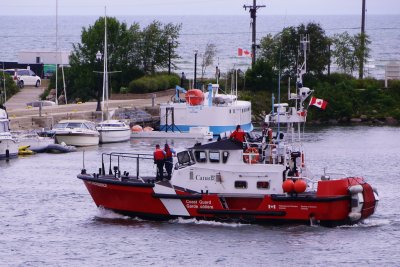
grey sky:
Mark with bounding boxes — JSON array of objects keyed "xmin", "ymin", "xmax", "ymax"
[{"xmin": 1, "ymin": 0, "xmax": 399, "ymax": 16}]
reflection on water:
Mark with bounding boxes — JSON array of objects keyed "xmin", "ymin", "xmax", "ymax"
[{"xmin": 1, "ymin": 126, "xmax": 399, "ymax": 266}]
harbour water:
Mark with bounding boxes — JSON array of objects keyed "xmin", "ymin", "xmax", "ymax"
[
  {"xmin": 1, "ymin": 126, "xmax": 399, "ymax": 266},
  {"xmin": 0, "ymin": 15, "xmax": 399, "ymax": 79}
]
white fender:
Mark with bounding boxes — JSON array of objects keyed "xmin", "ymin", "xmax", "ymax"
[
  {"xmin": 348, "ymin": 185, "xmax": 364, "ymax": 222},
  {"xmin": 348, "ymin": 185, "xmax": 363, "ymax": 194}
]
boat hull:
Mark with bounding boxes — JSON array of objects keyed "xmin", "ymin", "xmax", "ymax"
[
  {"xmin": 78, "ymin": 174, "xmax": 378, "ymax": 226},
  {"xmin": 55, "ymin": 133, "xmax": 99, "ymax": 147},
  {"xmin": 98, "ymin": 129, "xmax": 131, "ymax": 143},
  {"xmin": 0, "ymin": 139, "xmax": 18, "ymax": 160},
  {"xmin": 159, "ymin": 101, "xmax": 253, "ymax": 135}
]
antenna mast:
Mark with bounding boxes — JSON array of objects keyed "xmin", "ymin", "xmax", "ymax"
[{"xmin": 243, "ymin": 0, "xmax": 265, "ymax": 66}]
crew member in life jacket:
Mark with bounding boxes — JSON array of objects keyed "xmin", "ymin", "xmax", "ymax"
[
  {"xmin": 163, "ymin": 143, "xmax": 176, "ymax": 180},
  {"xmin": 230, "ymin": 125, "xmax": 246, "ymax": 143},
  {"xmin": 153, "ymin": 144, "xmax": 166, "ymax": 181}
]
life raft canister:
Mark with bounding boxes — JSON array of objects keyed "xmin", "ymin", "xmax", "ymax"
[
  {"xmin": 243, "ymin": 147, "xmax": 259, "ymax": 164},
  {"xmin": 185, "ymin": 89, "xmax": 204, "ymax": 106}
]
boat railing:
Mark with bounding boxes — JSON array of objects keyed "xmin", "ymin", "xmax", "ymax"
[
  {"xmin": 101, "ymin": 152, "xmax": 154, "ymax": 179},
  {"xmin": 243, "ymin": 141, "xmax": 288, "ymax": 165}
]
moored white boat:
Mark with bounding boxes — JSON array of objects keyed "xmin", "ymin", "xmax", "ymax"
[
  {"xmin": 0, "ymin": 107, "xmax": 18, "ymax": 160},
  {"xmin": 97, "ymin": 120, "xmax": 131, "ymax": 143},
  {"xmin": 13, "ymin": 131, "xmax": 55, "ymax": 151},
  {"xmin": 53, "ymin": 120, "xmax": 99, "ymax": 147},
  {"xmin": 160, "ymin": 84, "xmax": 253, "ymax": 135}
]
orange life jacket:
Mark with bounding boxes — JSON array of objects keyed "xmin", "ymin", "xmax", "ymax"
[
  {"xmin": 230, "ymin": 130, "xmax": 245, "ymax": 142},
  {"xmin": 154, "ymin": 149, "xmax": 165, "ymax": 160},
  {"xmin": 164, "ymin": 148, "xmax": 173, "ymax": 158}
]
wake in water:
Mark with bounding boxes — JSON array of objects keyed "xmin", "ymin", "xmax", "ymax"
[
  {"xmin": 94, "ymin": 206, "xmax": 142, "ymax": 221},
  {"xmin": 338, "ymin": 218, "xmax": 391, "ymax": 228},
  {"xmin": 170, "ymin": 217, "xmax": 250, "ymax": 228}
]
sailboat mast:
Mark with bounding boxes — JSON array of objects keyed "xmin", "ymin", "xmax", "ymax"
[
  {"xmin": 55, "ymin": 0, "xmax": 58, "ymax": 105},
  {"xmin": 102, "ymin": 6, "xmax": 109, "ymax": 120}
]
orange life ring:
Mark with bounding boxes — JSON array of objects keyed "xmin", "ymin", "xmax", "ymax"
[{"xmin": 244, "ymin": 147, "xmax": 259, "ymax": 164}]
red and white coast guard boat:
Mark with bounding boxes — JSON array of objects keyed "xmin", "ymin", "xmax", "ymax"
[
  {"xmin": 77, "ymin": 97, "xmax": 379, "ymax": 226},
  {"xmin": 77, "ymin": 42, "xmax": 378, "ymax": 226}
]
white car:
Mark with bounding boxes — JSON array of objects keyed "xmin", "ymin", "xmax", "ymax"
[{"xmin": 4, "ymin": 69, "xmax": 41, "ymax": 88}]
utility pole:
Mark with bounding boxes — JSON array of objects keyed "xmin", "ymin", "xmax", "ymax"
[
  {"xmin": 243, "ymin": 0, "xmax": 265, "ymax": 66},
  {"xmin": 359, "ymin": 0, "xmax": 366, "ymax": 79},
  {"xmin": 194, "ymin": 50, "xmax": 198, "ymax": 89}
]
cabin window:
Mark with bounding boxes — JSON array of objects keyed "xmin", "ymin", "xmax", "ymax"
[
  {"xmin": 257, "ymin": 181, "xmax": 270, "ymax": 189},
  {"xmin": 54, "ymin": 123, "xmax": 68, "ymax": 129},
  {"xmin": 67, "ymin": 122, "xmax": 83, "ymax": 129},
  {"xmin": 177, "ymin": 151, "xmax": 192, "ymax": 165},
  {"xmin": 194, "ymin": 151, "xmax": 207, "ymax": 163},
  {"xmin": 209, "ymin": 151, "xmax": 220, "ymax": 163},
  {"xmin": 222, "ymin": 151, "xmax": 229, "ymax": 163},
  {"xmin": 0, "ymin": 122, "xmax": 6, "ymax": 132},
  {"xmin": 235, "ymin": 181, "xmax": 247, "ymax": 189}
]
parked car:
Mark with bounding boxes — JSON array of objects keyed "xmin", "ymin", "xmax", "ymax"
[{"xmin": 4, "ymin": 69, "xmax": 41, "ymax": 88}]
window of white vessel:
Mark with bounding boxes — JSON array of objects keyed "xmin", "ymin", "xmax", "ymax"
[
  {"xmin": 194, "ymin": 150, "xmax": 207, "ymax": 163},
  {"xmin": 235, "ymin": 181, "xmax": 247, "ymax": 189},
  {"xmin": 257, "ymin": 181, "xmax": 270, "ymax": 189},
  {"xmin": 0, "ymin": 121, "xmax": 6, "ymax": 132},
  {"xmin": 209, "ymin": 151, "xmax": 220, "ymax": 163}
]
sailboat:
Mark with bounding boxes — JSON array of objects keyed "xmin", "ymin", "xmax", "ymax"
[{"xmin": 96, "ymin": 9, "xmax": 131, "ymax": 144}]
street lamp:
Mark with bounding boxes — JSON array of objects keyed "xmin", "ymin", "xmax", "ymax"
[
  {"xmin": 194, "ymin": 49, "xmax": 198, "ymax": 89},
  {"xmin": 168, "ymin": 38, "xmax": 172, "ymax": 75},
  {"xmin": 95, "ymin": 50, "xmax": 102, "ymax": 112}
]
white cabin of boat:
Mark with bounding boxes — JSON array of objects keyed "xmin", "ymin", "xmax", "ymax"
[{"xmin": 171, "ymin": 139, "xmax": 288, "ymax": 195}]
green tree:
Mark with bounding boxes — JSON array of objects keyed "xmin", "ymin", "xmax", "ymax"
[
  {"xmin": 60, "ymin": 17, "xmax": 181, "ymax": 102},
  {"xmin": 259, "ymin": 23, "xmax": 330, "ymax": 78},
  {"xmin": 200, "ymin": 43, "xmax": 217, "ymax": 81},
  {"xmin": 140, "ymin": 21, "xmax": 181, "ymax": 74},
  {"xmin": 245, "ymin": 60, "xmax": 278, "ymax": 91},
  {"xmin": 332, "ymin": 32, "xmax": 370, "ymax": 76}
]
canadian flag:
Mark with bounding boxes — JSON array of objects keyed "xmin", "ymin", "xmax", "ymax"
[
  {"xmin": 309, "ymin": 97, "xmax": 328, "ymax": 110},
  {"xmin": 238, "ymin": 48, "xmax": 251, "ymax": 57}
]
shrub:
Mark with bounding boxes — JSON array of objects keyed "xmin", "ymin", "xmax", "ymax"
[
  {"xmin": 128, "ymin": 74, "xmax": 180, "ymax": 93},
  {"xmin": 0, "ymin": 72, "xmax": 19, "ymax": 102}
]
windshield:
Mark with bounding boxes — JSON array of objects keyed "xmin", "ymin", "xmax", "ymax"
[
  {"xmin": 53, "ymin": 123, "xmax": 68, "ymax": 129},
  {"xmin": 67, "ymin": 122, "xmax": 84, "ymax": 129},
  {"xmin": 0, "ymin": 121, "xmax": 9, "ymax": 133}
]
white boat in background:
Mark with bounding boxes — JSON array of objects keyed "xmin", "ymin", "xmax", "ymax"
[
  {"xmin": 52, "ymin": 120, "xmax": 99, "ymax": 147},
  {"xmin": 160, "ymin": 84, "xmax": 253, "ymax": 135},
  {"xmin": 131, "ymin": 126, "xmax": 213, "ymax": 141},
  {"xmin": 13, "ymin": 131, "xmax": 55, "ymax": 151},
  {"xmin": 0, "ymin": 107, "xmax": 18, "ymax": 160},
  {"xmin": 98, "ymin": 120, "xmax": 131, "ymax": 143},
  {"xmin": 95, "ymin": 11, "xmax": 131, "ymax": 144}
]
